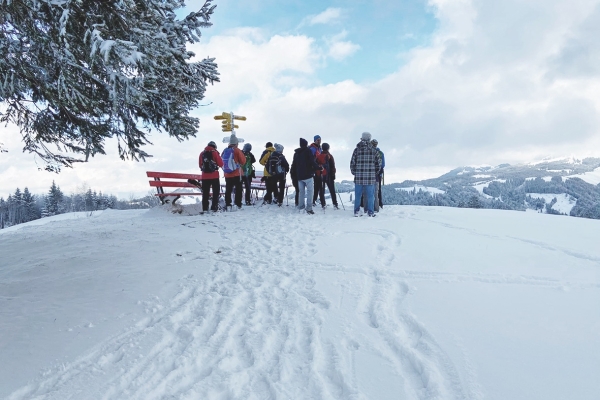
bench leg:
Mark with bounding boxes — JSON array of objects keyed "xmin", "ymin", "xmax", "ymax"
[{"xmin": 154, "ymin": 177, "xmax": 167, "ymax": 205}]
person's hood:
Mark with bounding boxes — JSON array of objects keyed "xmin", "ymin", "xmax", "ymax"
[
  {"xmin": 204, "ymin": 145, "xmax": 218, "ymax": 152},
  {"xmin": 356, "ymin": 139, "xmax": 370, "ymax": 148},
  {"xmin": 300, "ymin": 138, "xmax": 308, "ymax": 148}
]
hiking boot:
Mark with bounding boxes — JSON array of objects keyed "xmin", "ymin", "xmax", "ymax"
[
  {"xmin": 306, "ymin": 210, "xmax": 315, "ymax": 215},
  {"xmin": 322, "ymin": 205, "xmax": 327, "ymax": 210},
  {"xmin": 236, "ymin": 205, "xmax": 242, "ymax": 211},
  {"xmin": 368, "ymin": 213, "xmax": 377, "ymax": 217},
  {"xmin": 354, "ymin": 211, "xmax": 360, "ymax": 217},
  {"xmin": 333, "ymin": 204, "xmax": 339, "ymax": 210}
]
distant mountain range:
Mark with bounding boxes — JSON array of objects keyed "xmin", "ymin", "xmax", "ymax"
[{"xmin": 339, "ymin": 157, "xmax": 600, "ymax": 219}]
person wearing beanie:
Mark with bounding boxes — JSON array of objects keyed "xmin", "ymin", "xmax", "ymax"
[
  {"xmin": 221, "ymin": 134, "xmax": 246, "ymax": 211},
  {"xmin": 360, "ymin": 138, "xmax": 385, "ymax": 213},
  {"xmin": 309, "ymin": 135, "xmax": 326, "ymax": 208},
  {"xmin": 291, "ymin": 138, "xmax": 319, "ymax": 214},
  {"xmin": 267, "ymin": 143, "xmax": 290, "ymax": 206},
  {"xmin": 259, "ymin": 142, "xmax": 277, "ymax": 204},
  {"xmin": 350, "ymin": 132, "xmax": 381, "ymax": 217},
  {"xmin": 320, "ymin": 143, "xmax": 339, "ymax": 210},
  {"xmin": 199, "ymin": 140, "xmax": 224, "ymax": 213},
  {"xmin": 241, "ymin": 143, "xmax": 256, "ymax": 205}
]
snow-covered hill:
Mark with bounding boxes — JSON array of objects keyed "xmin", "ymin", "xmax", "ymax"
[
  {"xmin": 1, "ymin": 205, "xmax": 599, "ymax": 399},
  {"xmin": 386, "ymin": 157, "xmax": 600, "ymax": 218}
]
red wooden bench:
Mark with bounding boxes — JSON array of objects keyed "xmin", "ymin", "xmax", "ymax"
[{"xmin": 147, "ymin": 171, "xmax": 221, "ymax": 205}]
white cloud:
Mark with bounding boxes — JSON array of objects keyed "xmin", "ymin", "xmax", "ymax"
[
  {"xmin": 4, "ymin": 0, "xmax": 600, "ymax": 199},
  {"xmin": 325, "ymin": 31, "xmax": 360, "ymax": 61},
  {"xmin": 304, "ymin": 8, "xmax": 344, "ymax": 26}
]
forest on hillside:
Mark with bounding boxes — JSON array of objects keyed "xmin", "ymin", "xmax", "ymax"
[{"xmin": 0, "ymin": 182, "xmax": 160, "ymax": 229}]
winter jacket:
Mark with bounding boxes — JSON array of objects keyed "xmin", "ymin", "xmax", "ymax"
[
  {"xmin": 350, "ymin": 139, "xmax": 381, "ymax": 185},
  {"xmin": 291, "ymin": 139, "xmax": 319, "ymax": 181},
  {"xmin": 309, "ymin": 143, "xmax": 323, "ymax": 176},
  {"xmin": 199, "ymin": 146, "xmax": 224, "ymax": 180},
  {"xmin": 321, "ymin": 151, "xmax": 336, "ymax": 180},
  {"xmin": 260, "ymin": 146, "xmax": 276, "ymax": 177},
  {"xmin": 223, "ymin": 146, "xmax": 247, "ymax": 178},
  {"xmin": 374, "ymin": 147, "xmax": 385, "ymax": 182}
]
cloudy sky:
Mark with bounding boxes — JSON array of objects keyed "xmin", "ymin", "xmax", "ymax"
[{"xmin": 2, "ymin": 0, "xmax": 600, "ymax": 199}]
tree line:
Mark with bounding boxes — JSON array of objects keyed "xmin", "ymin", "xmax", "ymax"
[{"xmin": 0, "ymin": 182, "xmax": 160, "ymax": 229}]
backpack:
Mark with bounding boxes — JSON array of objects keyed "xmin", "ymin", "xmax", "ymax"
[
  {"xmin": 242, "ymin": 152, "xmax": 254, "ymax": 177},
  {"xmin": 201, "ymin": 150, "xmax": 218, "ymax": 173},
  {"xmin": 222, "ymin": 147, "xmax": 239, "ymax": 173},
  {"xmin": 267, "ymin": 152, "xmax": 285, "ymax": 177}
]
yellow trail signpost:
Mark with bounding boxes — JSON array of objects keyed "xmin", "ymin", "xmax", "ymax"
[{"xmin": 214, "ymin": 112, "xmax": 247, "ymax": 143}]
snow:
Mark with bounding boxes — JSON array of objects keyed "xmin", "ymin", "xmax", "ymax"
[
  {"xmin": 471, "ymin": 174, "xmax": 492, "ymax": 179},
  {"xmin": 527, "ymin": 193, "xmax": 577, "ymax": 214},
  {"xmin": 397, "ymin": 185, "xmax": 446, "ymax": 194},
  {"xmin": 567, "ymin": 167, "xmax": 600, "ymax": 185},
  {"xmin": 525, "ymin": 176, "xmax": 552, "ymax": 182},
  {"xmin": 1, "ymin": 205, "xmax": 600, "ymax": 399}
]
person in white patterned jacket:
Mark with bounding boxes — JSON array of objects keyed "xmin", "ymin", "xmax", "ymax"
[{"xmin": 350, "ymin": 132, "xmax": 382, "ymax": 217}]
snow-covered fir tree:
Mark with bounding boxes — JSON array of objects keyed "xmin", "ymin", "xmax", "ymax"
[
  {"xmin": 0, "ymin": 0, "xmax": 219, "ymax": 171},
  {"xmin": 0, "ymin": 197, "xmax": 7, "ymax": 228},
  {"xmin": 22, "ymin": 187, "xmax": 38, "ymax": 222},
  {"xmin": 45, "ymin": 181, "xmax": 64, "ymax": 216}
]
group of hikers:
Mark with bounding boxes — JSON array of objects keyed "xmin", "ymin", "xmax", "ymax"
[{"xmin": 197, "ymin": 132, "xmax": 385, "ymax": 217}]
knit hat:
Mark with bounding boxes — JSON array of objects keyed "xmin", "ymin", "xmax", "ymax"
[
  {"xmin": 265, "ymin": 142, "xmax": 273, "ymax": 148},
  {"xmin": 314, "ymin": 135, "xmax": 321, "ymax": 142},
  {"xmin": 371, "ymin": 139, "xmax": 378, "ymax": 147},
  {"xmin": 229, "ymin": 134, "xmax": 239, "ymax": 145},
  {"xmin": 300, "ymin": 138, "xmax": 308, "ymax": 148},
  {"xmin": 208, "ymin": 141, "xmax": 217, "ymax": 149},
  {"xmin": 322, "ymin": 143, "xmax": 330, "ymax": 151},
  {"xmin": 361, "ymin": 132, "xmax": 372, "ymax": 141},
  {"xmin": 275, "ymin": 143, "xmax": 284, "ymax": 153},
  {"xmin": 243, "ymin": 143, "xmax": 252, "ymax": 152}
]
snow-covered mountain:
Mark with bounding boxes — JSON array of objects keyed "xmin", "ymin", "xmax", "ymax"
[
  {"xmin": 384, "ymin": 157, "xmax": 600, "ymax": 218},
  {"xmin": 1, "ymin": 203, "xmax": 599, "ymax": 399}
]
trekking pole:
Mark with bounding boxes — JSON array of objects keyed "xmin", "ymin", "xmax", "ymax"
[{"xmin": 338, "ymin": 192, "xmax": 345, "ymax": 210}]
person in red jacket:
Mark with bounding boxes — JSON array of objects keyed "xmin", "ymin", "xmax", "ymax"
[
  {"xmin": 221, "ymin": 134, "xmax": 247, "ymax": 211},
  {"xmin": 199, "ymin": 141, "xmax": 224, "ymax": 213}
]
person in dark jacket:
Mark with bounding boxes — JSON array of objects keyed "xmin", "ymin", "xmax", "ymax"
[
  {"xmin": 320, "ymin": 143, "xmax": 339, "ymax": 209},
  {"xmin": 199, "ymin": 141, "xmax": 224, "ymax": 213},
  {"xmin": 310, "ymin": 135, "xmax": 326, "ymax": 208},
  {"xmin": 350, "ymin": 132, "xmax": 381, "ymax": 217},
  {"xmin": 270, "ymin": 143, "xmax": 290, "ymax": 206},
  {"xmin": 371, "ymin": 139, "xmax": 385, "ymax": 211},
  {"xmin": 291, "ymin": 138, "xmax": 319, "ymax": 214},
  {"xmin": 241, "ymin": 143, "xmax": 256, "ymax": 205}
]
